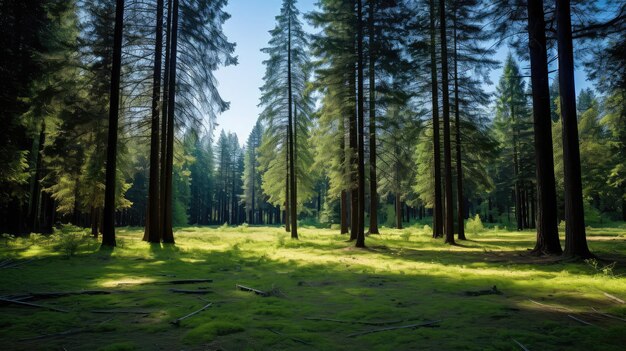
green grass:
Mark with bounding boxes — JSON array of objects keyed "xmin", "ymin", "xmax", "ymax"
[{"xmin": 1, "ymin": 224, "xmax": 625, "ymax": 350}]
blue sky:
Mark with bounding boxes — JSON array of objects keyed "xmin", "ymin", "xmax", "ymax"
[{"xmin": 213, "ymin": 0, "xmax": 593, "ymax": 145}]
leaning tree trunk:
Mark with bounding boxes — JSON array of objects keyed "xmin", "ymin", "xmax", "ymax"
[
  {"xmin": 556, "ymin": 0, "xmax": 591, "ymax": 259},
  {"xmin": 102, "ymin": 0, "xmax": 125, "ymax": 248},
  {"xmin": 355, "ymin": 0, "xmax": 366, "ymax": 248},
  {"xmin": 287, "ymin": 14, "xmax": 298, "ymax": 239},
  {"xmin": 438, "ymin": 0, "xmax": 455, "ymax": 245},
  {"xmin": 145, "ymin": 0, "xmax": 164, "ymax": 243},
  {"xmin": 367, "ymin": 0, "xmax": 379, "ymax": 235},
  {"xmin": 161, "ymin": 0, "xmax": 179, "ymax": 244},
  {"xmin": 429, "ymin": 0, "xmax": 443, "ymax": 239},
  {"xmin": 452, "ymin": 12, "xmax": 466, "ymax": 240}
]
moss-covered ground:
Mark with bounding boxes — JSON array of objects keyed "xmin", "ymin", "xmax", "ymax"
[{"xmin": 1, "ymin": 223, "xmax": 625, "ymax": 350}]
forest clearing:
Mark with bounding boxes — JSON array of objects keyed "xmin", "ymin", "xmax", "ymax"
[
  {"xmin": 1, "ymin": 224, "xmax": 625, "ymax": 350},
  {"xmin": 2, "ymin": 0, "xmax": 626, "ymax": 349}
]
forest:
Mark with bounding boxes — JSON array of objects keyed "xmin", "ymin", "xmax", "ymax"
[{"xmin": 1, "ymin": 0, "xmax": 625, "ymax": 350}]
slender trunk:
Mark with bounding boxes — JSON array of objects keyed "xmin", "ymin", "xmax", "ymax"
[
  {"xmin": 102, "ymin": 0, "xmax": 125, "ymax": 248},
  {"xmin": 159, "ymin": 0, "xmax": 173, "ymax": 241},
  {"xmin": 161, "ymin": 0, "xmax": 179, "ymax": 244},
  {"xmin": 145, "ymin": 0, "xmax": 164, "ymax": 243},
  {"xmin": 355, "ymin": 0, "xmax": 366, "ymax": 247},
  {"xmin": 287, "ymin": 13, "xmax": 298, "ymax": 239},
  {"xmin": 438, "ymin": 0, "xmax": 454, "ymax": 245},
  {"xmin": 368, "ymin": 0, "xmax": 379, "ymax": 235},
  {"xmin": 395, "ymin": 193, "xmax": 403, "ymax": 229},
  {"xmin": 341, "ymin": 191, "xmax": 348, "ymax": 234},
  {"xmin": 453, "ymin": 12, "xmax": 465, "ymax": 240},
  {"xmin": 429, "ymin": 0, "xmax": 443, "ymax": 239},
  {"xmin": 285, "ymin": 141, "xmax": 290, "ymax": 232},
  {"xmin": 349, "ymin": 58, "xmax": 358, "ymax": 241},
  {"xmin": 556, "ymin": 0, "xmax": 591, "ymax": 258},
  {"xmin": 28, "ymin": 121, "xmax": 45, "ymax": 233}
]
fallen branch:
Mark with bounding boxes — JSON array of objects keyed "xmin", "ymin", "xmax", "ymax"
[
  {"xmin": 19, "ymin": 328, "xmax": 85, "ymax": 341},
  {"xmin": 464, "ymin": 286, "xmax": 502, "ymax": 297},
  {"xmin": 512, "ymin": 339, "xmax": 530, "ymax": 351},
  {"xmin": 268, "ymin": 328, "xmax": 311, "ymax": 346},
  {"xmin": 602, "ymin": 292, "xmax": 624, "ymax": 304},
  {"xmin": 91, "ymin": 310, "xmax": 152, "ymax": 315},
  {"xmin": 347, "ymin": 320, "xmax": 441, "ymax": 337},
  {"xmin": 0, "ymin": 297, "xmax": 68, "ymax": 313},
  {"xmin": 169, "ymin": 288, "xmax": 212, "ymax": 294},
  {"xmin": 170, "ymin": 302, "xmax": 212, "ymax": 326},
  {"xmin": 305, "ymin": 317, "xmax": 418, "ymax": 326},
  {"xmin": 11, "ymin": 290, "xmax": 114, "ymax": 301},
  {"xmin": 528, "ymin": 299, "xmax": 573, "ymax": 312},
  {"xmin": 236, "ymin": 284, "xmax": 268, "ymax": 297},
  {"xmin": 591, "ymin": 307, "xmax": 626, "ymax": 322},
  {"xmin": 568, "ymin": 315, "xmax": 593, "ymax": 326}
]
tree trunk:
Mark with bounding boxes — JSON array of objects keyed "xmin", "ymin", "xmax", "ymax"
[
  {"xmin": 161, "ymin": 0, "xmax": 179, "ymax": 244},
  {"xmin": 285, "ymin": 144, "xmax": 290, "ymax": 232},
  {"xmin": 438, "ymin": 0, "xmax": 455, "ymax": 245},
  {"xmin": 28, "ymin": 121, "xmax": 45, "ymax": 233},
  {"xmin": 102, "ymin": 0, "xmax": 125, "ymax": 248},
  {"xmin": 395, "ymin": 193, "xmax": 403, "ymax": 229},
  {"xmin": 145, "ymin": 0, "xmax": 164, "ymax": 243},
  {"xmin": 367, "ymin": 0, "xmax": 379, "ymax": 235},
  {"xmin": 452, "ymin": 12, "xmax": 466, "ymax": 240},
  {"xmin": 556, "ymin": 0, "xmax": 591, "ymax": 258},
  {"xmin": 287, "ymin": 12, "xmax": 298, "ymax": 239},
  {"xmin": 341, "ymin": 190, "xmax": 348, "ymax": 234},
  {"xmin": 159, "ymin": 0, "xmax": 173, "ymax": 241},
  {"xmin": 349, "ymin": 60, "xmax": 358, "ymax": 242},
  {"xmin": 429, "ymin": 0, "xmax": 443, "ymax": 239},
  {"xmin": 355, "ymin": 0, "xmax": 366, "ymax": 248}
]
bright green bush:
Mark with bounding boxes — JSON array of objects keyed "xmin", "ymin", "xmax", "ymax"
[{"xmin": 466, "ymin": 214, "xmax": 484, "ymax": 235}]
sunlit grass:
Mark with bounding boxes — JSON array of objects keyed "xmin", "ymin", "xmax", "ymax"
[{"xmin": 0, "ymin": 223, "xmax": 625, "ymax": 350}]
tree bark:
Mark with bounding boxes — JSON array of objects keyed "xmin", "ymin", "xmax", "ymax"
[
  {"xmin": 287, "ymin": 13, "xmax": 298, "ymax": 239},
  {"xmin": 438, "ymin": 0, "xmax": 455, "ymax": 245},
  {"xmin": 102, "ymin": 0, "xmax": 125, "ymax": 248},
  {"xmin": 556, "ymin": 0, "xmax": 591, "ymax": 258},
  {"xmin": 159, "ymin": 0, "xmax": 173, "ymax": 241},
  {"xmin": 452, "ymin": 11, "xmax": 466, "ymax": 240},
  {"xmin": 429, "ymin": 0, "xmax": 443, "ymax": 239},
  {"xmin": 349, "ymin": 57, "xmax": 358, "ymax": 242},
  {"xmin": 161, "ymin": 0, "xmax": 179, "ymax": 244},
  {"xmin": 355, "ymin": 0, "xmax": 366, "ymax": 248},
  {"xmin": 145, "ymin": 0, "xmax": 164, "ymax": 243},
  {"xmin": 395, "ymin": 193, "xmax": 403, "ymax": 229},
  {"xmin": 367, "ymin": 0, "xmax": 379, "ymax": 235}
]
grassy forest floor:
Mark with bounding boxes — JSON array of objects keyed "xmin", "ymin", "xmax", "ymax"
[{"xmin": 1, "ymin": 224, "xmax": 625, "ymax": 351}]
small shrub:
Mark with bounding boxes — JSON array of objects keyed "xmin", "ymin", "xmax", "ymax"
[
  {"xmin": 558, "ymin": 220, "xmax": 566, "ymax": 231},
  {"xmin": 422, "ymin": 224, "xmax": 432, "ymax": 233},
  {"xmin": 51, "ymin": 225, "xmax": 91, "ymax": 257},
  {"xmin": 219, "ymin": 222, "xmax": 229, "ymax": 231},
  {"xmin": 466, "ymin": 214, "xmax": 484, "ymax": 235},
  {"xmin": 330, "ymin": 224, "xmax": 340, "ymax": 230}
]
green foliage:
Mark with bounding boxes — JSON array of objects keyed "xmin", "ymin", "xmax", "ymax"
[
  {"xmin": 466, "ymin": 214, "xmax": 484, "ymax": 236},
  {"xmin": 51, "ymin": 225, "xmax": 93, "ymax": 257}
]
